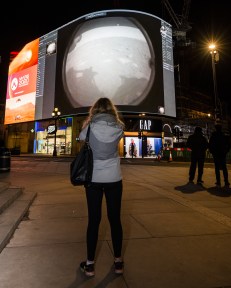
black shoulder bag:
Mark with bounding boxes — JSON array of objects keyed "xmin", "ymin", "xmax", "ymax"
[{"xmin": 70, "ymin": 125, "xmax": 93, "ymax": 186}]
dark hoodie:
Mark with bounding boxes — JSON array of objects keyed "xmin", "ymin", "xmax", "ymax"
[
  {"xmin": 209, "ymin": 124, "xmax": 231, "ymax": 157},
  {"xmin": 186, "ymin": 127, "xmax": 208, "ymax": 157}
]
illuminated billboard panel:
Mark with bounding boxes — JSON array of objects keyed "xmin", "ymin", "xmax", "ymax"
[
  {"xmin": 5, "ymin": 39, "xmax": 39, "ymax": 124},
  {"xmin": 5, "ymin": 10, "xmax": 176, "ymax": 124}
]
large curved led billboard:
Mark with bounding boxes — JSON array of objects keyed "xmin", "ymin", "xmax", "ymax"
[{"xmin": 5, "ymin": 9, "xmax": 176, "ymax": 124}]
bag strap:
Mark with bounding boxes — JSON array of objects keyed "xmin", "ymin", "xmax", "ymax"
[{"xmin": 85, "ymin": 125, "xmax": 91, "ymax": 143}]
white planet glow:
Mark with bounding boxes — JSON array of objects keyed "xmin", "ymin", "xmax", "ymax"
[{"xmin": 63, "ymin": 17, "xmax": 155, "ymax": 107}]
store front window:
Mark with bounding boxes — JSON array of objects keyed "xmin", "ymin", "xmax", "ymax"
[
  {"xmin": 35, "ymin": 118, "xmax": 73, "ymax": 155},
  {"xmin": 124, "ymin": 136, "xmax": 162, "ymax": 158}
]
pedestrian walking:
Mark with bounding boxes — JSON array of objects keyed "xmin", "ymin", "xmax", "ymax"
[
  {"xmin": 79, "ymin": 97, "xmax": 125, "ymax": 277},
  {"xmin": 186, "ymin": 126, "xmax": 209, "ymax": 184},
  {"xmin": 209, "ymin": 123, "xmax": 230, "ymax": 188}
]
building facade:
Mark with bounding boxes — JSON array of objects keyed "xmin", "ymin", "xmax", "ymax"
[{"xmin": 5, "ymin": 114, "xmax": 169, "ymax": 158}]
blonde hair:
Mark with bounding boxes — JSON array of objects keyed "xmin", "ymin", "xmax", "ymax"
[{"xmin": 82, "ymin": 97, "xmax": 124, "ymax": 128}]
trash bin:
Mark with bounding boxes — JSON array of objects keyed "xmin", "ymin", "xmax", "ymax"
[{"xmin": 0, "ymin": 147, "xmax": 11, "ymax": 172}]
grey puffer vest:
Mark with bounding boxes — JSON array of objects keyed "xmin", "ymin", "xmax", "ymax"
[{"xmin": 79, "ymin": 113, "xmax": 124, "ymax": 183}]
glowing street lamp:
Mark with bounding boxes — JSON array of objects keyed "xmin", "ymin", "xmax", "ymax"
[
  {"xmin": 208, "ymin": 43, "xmax": 220, "ymax": 121},
  {"xmin": 51, "ymin": 107, "xmax": 61, "ymax": 157}
]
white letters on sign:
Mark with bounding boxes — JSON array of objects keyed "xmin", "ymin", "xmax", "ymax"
[{"xmin": 139, "ymin": 120, "xmax": 152, "ymax": 131}]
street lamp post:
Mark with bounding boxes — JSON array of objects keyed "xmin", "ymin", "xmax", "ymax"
[
  {"xmin": 209, "ymin": 43, "xmax": 220, "ymax": 121},
  {"xmin": 51, "ymin": 107, "xmax": 61, "ymax": 157}
]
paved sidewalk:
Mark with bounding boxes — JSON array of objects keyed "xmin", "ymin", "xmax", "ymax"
[{"xmin": 0, "ymin": 158, "xmax": 231, "ymax": 288}]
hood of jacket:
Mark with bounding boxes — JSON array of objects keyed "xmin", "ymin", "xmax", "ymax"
[
  {"xmin": 90, "ymin": 113, "xmax": 123, "ymax": 143},
  {"xmin": 79, "ymin": 113, "xmax": 124, "ymax": 160}
]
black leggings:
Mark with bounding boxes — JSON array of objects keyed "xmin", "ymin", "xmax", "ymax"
[{"xmin": 85, "ymin": 180, "xmax": 123, "ymax": 261}]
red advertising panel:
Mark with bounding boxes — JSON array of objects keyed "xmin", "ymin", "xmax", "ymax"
[{"xmin": 4, "ymin": 39, "xmax": 39, "ymax": 124}]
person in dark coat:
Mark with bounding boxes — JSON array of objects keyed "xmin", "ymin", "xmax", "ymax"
[
  {"xmin": 186, "ymin": 126, "xmax": 209, "ymax": 184},
  {"xmin": 209, "ymin": 123, "xmax": 230, "ymax": 188}
]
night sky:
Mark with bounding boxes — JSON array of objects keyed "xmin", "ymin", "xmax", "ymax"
[{"xmin": 0, "ymin": 0, "xmax": 230, "ymax": 113}]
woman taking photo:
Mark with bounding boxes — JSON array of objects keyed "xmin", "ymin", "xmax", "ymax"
[{"xmin": 79, "ymin": 97, "xmax": 125, "ymax": 277}]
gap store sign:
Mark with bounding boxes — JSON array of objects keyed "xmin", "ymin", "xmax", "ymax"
[{"xmin": 139, "ymin": 119, "xmax": 152, "ymax": 131}]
